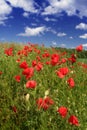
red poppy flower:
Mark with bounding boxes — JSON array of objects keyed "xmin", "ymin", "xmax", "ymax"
[
  {"xmin": 35, "ymin": 62, "xmax": 43, "ymax": 71},
  {"xmin": 57, "ymin": 106, "xmax": 68, "ymax": 118},
  {"xmin": 36, "ymin": 98, "xmax": 43, "ymax": 108},
  {"xmin": 42, "ymin": 52, "xmax": 50, "ymax": 58},
  {"xmin": 32, "ymin": 60, "xmax": 37, "ymax": 67},
  {"xmin": 68, "ymin": 115, "xmax": 79, "ymax": 126},
  {"xmin": 14, "ymin": 75, "xmax": 21, "ymax": 82},
  {"xmin": 19, "ymin": 61, "xmax": 28, "ymax": 69},
  {"xmin": 76, "ymin": 45, "xmax": 83, "ymax": 52},
  {"xmin": 26, "ymin": 80, "xmax": 37, "ymax": 89},
  {"xmin": 61, "ymin": 58, "xmax": 67, "ymax": 63},
  {"xmin": 4, "ymin": 47, "xmax": 13, "ymax": 56},
  {"xmin": 36, "ymin": 98, "xmax": 49, "ymax": 110},
  {"xmin": 36, "ymin": 97, "xmax": 54, "ymax": 110},
  {"xmin": 0, "ymin": 71, "xmax": 2, "ymax": 75},
  {"xmin": 56, "ymin": 67, "xmax": 69, "ymax": 78},
  {"xmin": 22, "ymin": 67, "xmax": 34, "ymax": 79},
  {"xmin": 51, "ymin": 54, "xmax": 60, "ymax": 66},
  {"xmin": 67, "ymin": 78, "xmax": 75, "ymax": 88},
  {"xmin": 16, "ymin": 59, "xmax": 20, "ymax": 63},
  {"xmin": 68, "ymin": 54, "xmax": 76, "ymax": 64},
  {"xmin": 44, "ymin": 97, "xmax": 54, "ymax": 106},
  {"xmin": 36, "ymin": 56, "xmax": 41, "ymax": 61},
  {"xmin": 45, "ymin": 61, "xmax": 51, "ymax": 65}
]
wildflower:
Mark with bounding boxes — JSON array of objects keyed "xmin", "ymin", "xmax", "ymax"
[
  {"xmin": 45, "ymin": 89, "xmax": 50, "ymax": 96},
  {"xmin": 32, "ymin": 60, "xmax": 37, "ymax": 67},
  {"xmin": 16, "ymin": 59, "xmax": 20, "ymax": 63},
  {"xmin": 14, "ymin": 75, "xmax": 21, "ymax": 82},
  {"xmin": 68, "ymin": 115, "xmax": 79, "ymax": 126},
  {"xmin": 42, "ymin": 52, "xmax": 50, "ymax": 58},
  {"xmin": 36, "ymin": 56, "xmax": 41, "ymax": 61},
  {"xmin": 25, "ymin": 94, "xmax": 30, "ymax": 102},
  {"xmin": 44, "ymin": 97, "xmax": 54, "ymax": 106},
  {"xmin": 51, "ymin": 54, "xmax": 60, "ymax": 66},
  {"xmin": 4, "ymin": 47, "xmax": 13, "ymax": 56},
  {"xmin": 19, "ymin": 61, "xmax": 28, "ymax": 69},
  {"xmin": 36, "ymin": 97, "xmax": 54, "ymax": 110},
  {"xmin": 26, "ymin": 80, "xmax": 37, "ymax": 89},
  {"xmin": 35, "ymin": 62, "xmax": 43, "ymax": 71},
  {"xmin": 76, "ymin": 45, "xmax": 83, "ymax": 52},
  {"xmin": 0, "ymin": 71, "xmax": 2, "ymax": 75},
  {"xmin": 57, "ymin": 106, "xmax": 68, "ymax": 118},
  {"xmin": 56, "ymin": 67, "xmax": 69, "ymax": 78},
  {"xmin": 68, "ymin": 54, "xmax": 76, "ymax": 64},
  {"xmin": 36, "ymin": 98, "xmax": 43, "ymax": 109},
  {"xmin": 61, "ymin": 58, "xmax": 67, "ymax": 63},
  {"xmin": 45, "ymin": 61, "xmax": 51, "ymax": 65},
  {"xmin": 67, "ymin": 78, "xmax": 75, "ymax": 88},
  {"xmin": 22, "ymin": 67, "xmax": 34, "ymax": 79}
]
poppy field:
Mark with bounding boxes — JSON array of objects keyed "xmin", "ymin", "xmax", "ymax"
[{"xmin": 0, "ymin": 43, "xmax": 87, "ymax": 130}]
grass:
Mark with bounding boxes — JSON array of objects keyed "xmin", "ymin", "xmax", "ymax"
[
  {"xmin": 78, "ymin": 58, "xmax": 87, "ymax": 63},
  {"xmin": 0, "ymin": 43, "xmax": 87, "ymax": 130}
]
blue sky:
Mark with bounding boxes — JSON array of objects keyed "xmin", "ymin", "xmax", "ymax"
[{"xmin": 0, "ymin": 0, "xmax": 87, "ymax": 48}]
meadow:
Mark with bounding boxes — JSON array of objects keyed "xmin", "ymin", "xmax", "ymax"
[{"xmin": 0, "ymin": 43, "xmax": 87, "ymax": 130}]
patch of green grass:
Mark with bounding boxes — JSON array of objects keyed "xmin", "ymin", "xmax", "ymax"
[
  {"xmin": 0, "ymin": 43, "xmax": 87, "ymax": 130},
  {"xmin": 78, "ymin": 58, "xmax": 87, "ymax": 63}
]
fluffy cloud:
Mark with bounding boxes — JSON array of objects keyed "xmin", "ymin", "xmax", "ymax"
[
  {"xmin": 46, "ymin": 27, "xmax": 57, "ymax": 34},
  {"xmin": 18, "ymin": 26, "xmax": 46, "ymax": 36},
  {"xmin": 52, "ymin": 41, "xmax": 57, "ymax": 46},
  {"xmin": 0, "ymin": 0, "xmax": 38, "ymax": 25},
  {"xmin": 57, "ymin": 32, "xmax": 67, "ymax": 37},
  {"xmin": 61, "ymin": 43, "xmax": 66, "ymax": 47},
  {"xmin": 6, "ymin": 0, "xmax": 38, "ymax": 13},
  {"xmin": 76, "ymin": 23, "xmax": 87, "ymax": 30},
  {"xmin": 1, "ymin": 0, "xmax": 87, "ymax": 25},
  {"xmin": 23, "ymin": 12, "xmax": 29, "ymax": 18},
  {"xmin": 0, "ymin": 0, "xmax": 12, "ymax": 25},
  {"xmin": 42, "ymin": 0, "xmax": 87, "ymax": 18},
  {"xmin": 44, "ymin": 17, "xmax": 57, "ymax": 22},
  {"xmin": 42, "ymin": 0, "xmax": 75, "ymax": 15},
  {"xmin": 82, "ymin": 43, "xmax": 87, "ymax": 47},
  {"xmin": 79, "ymin": 34, "xmax": 87, "ymax": 39}
]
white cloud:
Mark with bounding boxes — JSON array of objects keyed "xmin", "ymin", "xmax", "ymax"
[
  {"xmin": 0, "ymin": 0, "xmax": 38, "ymax": 25},
  {"xmin": 42, "ymin": 0, "xmax": 87, "ymax": 18},
  {"xmin": 44, "ymin": 17, "xmax": 57, "ymax": 22},
  {"xmin": 61, "ymin": 43, "xmax": 66, "ymax": 47},
  {"xmin": 6, "ymin": 0, "xmax": 38, "ymax": 13},
  {"xmin": 46, "ymin": 27, "xmax": 57, "ymax": 34},
  {"xmin": 0, "ymin": 0, "xmax": 12, "ymax": 25},
  {"xmin": 76, "ymin": 23, "xmax": 87, "ymax": 30},
  {"xmin": 79, "ymin": 34, "xmax": 87, "ymax": 39},
  {"xmin": 18, "ymin": 26, "xmax": 46, "ymax": 36},
  {"xmin": 52, "ymin": 41, "xmax": 57, "ymax": 46},
  {"xmin": 69, "ymin": 36, "xmax": 73, "ymax": 39},
  {"xmin": 23, "ymin": 12, "xmax": 29, "ymax": 18},
  {"xmin": 18, "ymin": 26, "xmax": 57, "ymax": 37},
  {"xmin": 0, "ymin": 16, "xmax": 8, "ymax": 25},
  {"xmin": 82, "ymin": 43, "xmax": 87, "ymax": 47},
  {"xmin": 42, "ymin": 0, "xmax": 75, "ymax": 15},
  {"xmin": 57, "ymin": 32, "xmax": 67, "ymax": 37}
]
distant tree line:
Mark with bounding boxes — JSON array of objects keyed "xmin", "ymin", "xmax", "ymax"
[{"xmin": 55, "ymin": 47, "xmax": 87, "ymax": 58}]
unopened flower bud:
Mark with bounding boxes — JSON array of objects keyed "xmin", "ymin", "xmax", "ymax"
[
  {"xmin": 25, "ymin": 94, "xmax": 30, "ymax": 102},
  {"xmin": 45, "ymin": 89, "xmax": 50, "ymax": 96}
]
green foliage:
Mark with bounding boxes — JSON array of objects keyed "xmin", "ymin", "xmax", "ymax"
[
  {"xmin": 56, "ymin": 47, "xmax": 87, "ymax": 58},
  {"xmin": 0, "ymin": 43, "xmax": 87, "ymax": 130}
]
